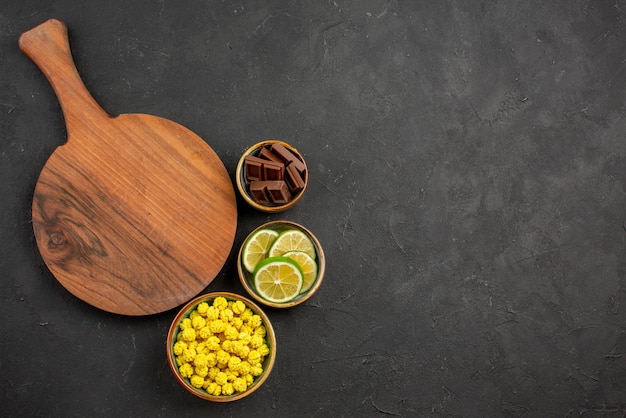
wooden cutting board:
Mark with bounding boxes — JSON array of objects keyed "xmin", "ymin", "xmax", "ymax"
[{"xmin": 20, "ymin": 19, "xmax": 237, "ymax": 315}]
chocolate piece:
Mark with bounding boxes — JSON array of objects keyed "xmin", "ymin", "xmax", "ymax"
[
  {"xmin": 249, "ymin": 180, "xmax": 292, "ymax": 205},
  {"xmin": 266, "ymin": 181, "xmax": 292, "ymax": 204},
  {"xmin": 285, "ymin": 163, "xmax": 305, "ymax": 193},
  {"xmin": 244, "ymin": 155, "xmax": 266, "ymax": 182},
  {"xmin": 257, "ymin": 147, "xmax": 282, "ymax": 164},
  {"xmin": 248, "ymin": 181, "xmax": 271, "ymax": 204},
  {"xmin": 262, "ymin": 160, "xmax": 284, "ymax": 181},
  {"xmin": 270, "ymin": 143, "xmax": 306, "ymax": 173}
]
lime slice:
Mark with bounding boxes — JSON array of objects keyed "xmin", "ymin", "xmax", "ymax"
[
  {"xmin": 283, "ymin": 251, "xmax": 318, "ymax": 294},
  {"xmin": 268, "ymin": 229, "xmax": 316, "ymax": 259},
  {"xmin": 253, "ymin": 257, "xmax": 303, "ymax": 303},
  {"xmin": 242, "ymin": 228, "xmax": 279, "ymax": 273}
]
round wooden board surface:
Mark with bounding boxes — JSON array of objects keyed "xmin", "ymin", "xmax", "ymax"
[{"xmin": 32, "ymin": 113, "xmax": 238, "ymax": 316}]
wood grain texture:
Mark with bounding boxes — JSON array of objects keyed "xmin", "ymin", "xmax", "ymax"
[{"xmin": 20, "ymin": 19, "xmax": 237, "ymax": 315}]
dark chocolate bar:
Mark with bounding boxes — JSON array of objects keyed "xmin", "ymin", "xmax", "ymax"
[
  {"xmin": 257, "ymin": 147, "xmax": 283, "ymax": 164},
  {"xmin": 244, "ymin": 155, "xmax": 266, "ymax": 182},
  {"xmin": 270, "ymin": 143, "xmax": 306, "ymax": 173},
  {"xmin": 249, "ymin": 180, "xmax": 291, "ymax": 204},
  {"xmin": 285, "ymin": 163, "xmax": 305, "ymax": 193},
  {"xmin": 249, "ymin": 181, "xmax": 271, "ymax": 204},
  {"xmin": 262, "ymin": 160, "xmax": 285, "ymax": 181},
  {"xmin": 266, "ymin": 181, "xmax": 292, "ymax": 204}
]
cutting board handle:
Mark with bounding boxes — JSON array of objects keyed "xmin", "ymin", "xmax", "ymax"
[{"xmin": 19, "ymin": 19, "xmax": 109, "ymax": 138}]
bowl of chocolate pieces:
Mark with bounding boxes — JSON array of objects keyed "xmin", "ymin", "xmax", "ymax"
[{"xmin": 235, "ymin": 140, "xmax": 308, "ymax": 212}]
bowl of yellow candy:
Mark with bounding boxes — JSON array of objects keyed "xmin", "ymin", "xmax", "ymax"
[
  {"xmin": 238, "ymin": 220, "xmax": 326, "ymax": 308},
  {"xmin": 166, "ymin": 292, "xmax": 276, "ymax": 401}
]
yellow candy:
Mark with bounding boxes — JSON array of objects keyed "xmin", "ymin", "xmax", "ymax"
[
  {"xmin": 254, "ymin": 326, "xmax": 266, "ymax": 338},
  {"xmin": 230, "ymin": 341, "xmax": 242, "ymax": 355},
  {"xmin": 224, "ymin": 325, "xmax": 239, "ymax": 341},
  {"xmin": 249, "ymin": 335, "xmax": 263, "ymax": 349},
  {"xmin": 240, "ymin": 308, "xmax": 253, "ymax": 321},
  {"xmin": 250, "ymin": 365, "xmax": 263, "ymax": 377},
  {"xmin": 230, "ymin": 317, "xmax": 244, "ymax": 330},
  {"xmin": 209, "ymin": 319, "xmax": 226, "ymax": 334},
  {"xmin": 207, "ymin": 367, "xmax": 220, "ymax": 381},
  {"xmin": 231, "ymin": 300, "xmax": 246, "ymax": 315},
  {"xmin": 238, "ymin": 361, "xmax": 251, "ymax": 376},
  {"xmin": 179, "ymin": 363, "xmax": 194, "ymax": 378},
  {"xmin": 248, "ymin": 350, "xmax": 261, "ymax": 364},
  {"xmin": 190, "ymin": 375, "xmax": 204, "ymax": 388},
  {"xmin": 233, "ymin": 377, "xmax": 247, "ymax": 392},
  {"xmin": 179, "ymin": 317, "xmax": 192, "ymax": 330},
  {"xmin": 180, "ymin": 328, "xmax": 196, "ymax": 342},
  {"xmin": 216, "ymin": 350, "xmax": 230, "ymax": 368},
  {"xmin": 206, "ymin": 306, "xmax": 220, "ymax": 321},
  {"xmin": 221, "ymin": 340, "xmax": 233, "ymax": 353},
  {"xmin": 221, "ymin": 383, "xmax": 235, "ymax": 396},
  {"xmin": 235, "ymin": 345, "xmax": 250, "ymax": 359},
  {"xmin": 228, "ymin": 356, "xmax": 241, "ymax": 372},
  {"xmin": 194, "ymin": 353, "xmax": 208, "ymax": 368},
  {"xmin": 220, "ymin": 308, "xmax": 234, "ymax": 322},
  {"xmin": 213, "ymin": 297, "xmax": 228, "ymax": 311},
  {"xmin": 173, "ymin": 341, "xmax": 187, "ymax": 356},
  {"xmin": 182, "ymin": 347, "xmax": 196, "ymax": 363},
  {"xmin": 206, "ymin": 336, "xmax": 221, "ymax": 351},
  {"xmin": 238, "ymin": 332, "xmax": 251, "ymax": 345},
  {"xmin": 206, "ymin": 352, "xmax": 217, "ymax": 367},
  {"xmin": 195, "ymin": 366, "xmax": 209, "ymax": 378},
  {"xmin": 207, "ymin": 382, "xmax": 221, "ymax": 396},
  {"xmin": 247, "ymin": 315, "xmax": 262, "ymax": 328},
  {"xmin": 258, "ymin": 344, "xmax": 270, "ymax": 357},
  {"xmin": 196, "ymin": 302, "xmax": 209, "ymax": 316},
  {"xmin": 197, "ymin": 326, "xmax": 212, "ymax": 340},
  {"xmin": 215, "ymin": 371, "xmax": 228, "ymax": 386},
  {"xmin": 239, "ymin": 325, "xmax": 253, "ymax": 336},
  {"xmin": 196, "ymin": 342, "xmax": 206, "ymax": 355},
  {"xmin": 192, "ymin": 315, "xmax": 206, "ymax": 330}
]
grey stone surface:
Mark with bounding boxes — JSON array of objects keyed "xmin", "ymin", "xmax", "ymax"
[{"xmin": 1, "ymin": 1, "xmax": 625, "ymax": 416}]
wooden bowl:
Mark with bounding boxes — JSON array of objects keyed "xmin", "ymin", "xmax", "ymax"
[
  {"xmin": 166, "ymin": 292, "xmax": 276, "ymax": 401},
  {"xmin": 235, "ymin": 140, "xmax": 308, "ymax": 212},
  {"xmin": 237, "ymin": 221, "xmax": 326, "ymax": 308}
]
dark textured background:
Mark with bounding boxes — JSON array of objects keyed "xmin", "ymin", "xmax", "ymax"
[{"xmin": 2, "ymin": 1, "xmax": 625, "ymax": 416}]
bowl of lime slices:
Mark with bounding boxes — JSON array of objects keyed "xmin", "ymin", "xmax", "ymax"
[{"xmin": 237, "ymin": 220, "xmax": 325, "ymax": 308}]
